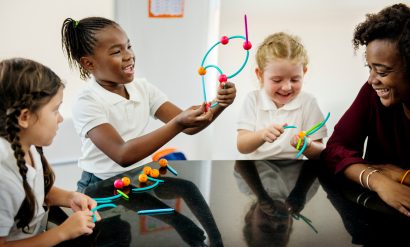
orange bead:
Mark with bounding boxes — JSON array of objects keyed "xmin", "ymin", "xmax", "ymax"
[
  {"xmin": 150, "ymin": 168, "xmax": 160, "ymax": 178},
  {"xmin": 159, "ymin": 158, "xmax": 168, "ymax": 167},
  {"xmin": 198, "ymin": 66, "xmax": 206, "ymax": 75},
  {"xmin": 143, "ymin": 166, "xmax": 152, "ymax": 175},
  {"xmin": 298, "ymin": 131, "xmax": 306, "ymax": 138},
  {"xmin": 139, "ymin": 174, "xmax": 148, "ymax": 183},
  {"xmin": 121, "ymin": 177, "xmax": 131, "ymax": 186}
]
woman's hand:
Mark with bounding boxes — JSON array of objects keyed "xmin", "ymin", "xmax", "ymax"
[
  {"xmin": 374, "ymin": 164, "xmax": 404, "ymax": 182},
  {"xmin": 372, "ymin": 173, "xmax": 410, "ymax": 217}
]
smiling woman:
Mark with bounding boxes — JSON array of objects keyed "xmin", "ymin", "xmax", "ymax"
[{"xmin": 322, "ymin": 3, "xmax": 410, "ymax": 217}]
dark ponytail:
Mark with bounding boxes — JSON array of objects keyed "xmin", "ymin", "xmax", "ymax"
[{"xmin": 61, "ymin": 17, "xmax": 117, "ymax": 80}]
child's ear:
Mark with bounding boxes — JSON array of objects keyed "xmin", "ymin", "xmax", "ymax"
[
  {"xmin": 17, "ymin": 109, "xmax": 31, "ymax": 129},
  {"xmin": 255, "ymin": 68, "xmax": 263, "ymax": 81},
  {"xmin": 303, "ymin": 67, "xmax": 308, "ymax": 74},
  {"xmin": 80, "ymin": 56, "xmax": 94, "ymax": 72}
]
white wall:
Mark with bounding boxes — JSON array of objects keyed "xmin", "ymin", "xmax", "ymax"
[
  {"xmin": 0, "ymin": 0, "xmax": 114, "ymax": 119},
  {"xmin": 0, "ymin": 0, "xmax": 115, "ymax": 190}
]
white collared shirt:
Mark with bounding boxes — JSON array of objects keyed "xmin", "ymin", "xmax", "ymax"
[
  {"xmin": 72, "ymin": 78, "xmax": 168, "ymax": 179},
  {"xmin": 0, "ymin": 138, "xmax": 46, "ymax": 240},
  {"xmin": 237, "ymin": 90, "xmax": 327, "ymax": 159}
]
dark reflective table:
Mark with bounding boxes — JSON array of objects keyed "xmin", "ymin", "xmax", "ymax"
[{"xmin": 54, "ymin": 160, "xmax": 409, "ymax": 246}]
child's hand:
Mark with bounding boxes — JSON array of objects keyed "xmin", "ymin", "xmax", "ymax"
[
  {"xmin": 216, "ymin": 81, "xmax": 236, "ymax": 107},
  {"xmin": 176, "ymin": 103, "xmax": 213, "ymax": 129},
  {"xmin": 69, "ymin": 192, "xmax": 101, "ymax": 221},
  {"xmin": 290, "ymin": 135, "xmax": 311, "ymax": 150},
  {"xmin": 259, "ymin": 124, "xmax": 284, "ymax": 143},
  {"xmin": 58, "ymin": 210, "xmax": 95, "ymax": 241}
]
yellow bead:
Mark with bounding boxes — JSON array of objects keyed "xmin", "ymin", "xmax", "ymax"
[
  {"xmin": 159, "ymin": 158, "xmax": 168, "ymax": 167},
  {"xmin": 139, "ymin": 174, "xmax": 148, "ymax": 183},
  {"xmin": 143, "ymin": 166, "xmax": 152, "ymax": 175},
  {"xmin": 121, "ymin": 177, "xmax": 130, "ymax": 186},
  {"xmin": 150, "ymin": 169, "xmax": 160, "ymax": 178},
  {"xmin": 198, "ymin": 66, "xmax": 206, "ymax": 75}
]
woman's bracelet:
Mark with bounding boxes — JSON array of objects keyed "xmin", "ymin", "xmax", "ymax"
[
  {"xmin": 359, "ymin": 167, "xmax": 372, "ymax": 188},
  {"xmin": 366, "ymin": 169, "xmax": 380, "ymax": 191},
  {"xmin": 400, "ymin": 169, "xmax": 410, "ymax": 184}
]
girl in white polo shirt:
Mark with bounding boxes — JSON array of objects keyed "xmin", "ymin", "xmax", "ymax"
[
  {"xmin": 0, "ymin": 58, "xmax": 98, "ymax": 245},
  {"xmin": 61, "ymin": 17, "xmax": 237, "ymax": 192},
  {"xmin": 237, "ymin": 32, "xmax": 327, "ymax": 160}
]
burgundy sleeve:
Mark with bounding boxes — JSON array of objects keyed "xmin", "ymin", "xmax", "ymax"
[{"xmin": 322, "ymin": 83, "xmax": 373, "ymax": 174}]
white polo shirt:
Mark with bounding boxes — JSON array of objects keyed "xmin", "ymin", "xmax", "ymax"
[
  {"xmin": 237, "ymin": 90, "xmax": 327, "ymax": 160},
  {"xmin": 0, "ymin": 138, "xmax": 46, "ymax": 240},
  {"xmin": 72, "ymin": 78, "xmax": 168, "ymax": 179}
]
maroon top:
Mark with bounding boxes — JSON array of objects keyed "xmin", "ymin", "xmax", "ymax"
[{"xmin": 322, "ymin": 82, "xmax": 410, "ymax": 174}]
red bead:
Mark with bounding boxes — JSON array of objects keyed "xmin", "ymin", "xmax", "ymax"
[
  {"xmin": 218, "ymin": 74, "xmax": 227, "ymax": 83},
  {"xmin": 114, "ymin": 179, "xmax": 124, "ymax": 189},
  {"xmin": 243, "ymin": 41, "xmax": 252, "ymax": 50},
  {"xmin": 204, "ymin": 102, "xmax": 211, "ymax": 112},
  {"xmin": 220, "ymin": 36, "xmax": 229, "ymax": 45}
]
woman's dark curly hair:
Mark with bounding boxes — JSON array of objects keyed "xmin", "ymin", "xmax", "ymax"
[
  {"xmin": 353, "ymin": 3, "xmax": 410, "ymax": 77},
  {"xmin": 0, "ymin": 58, "xmax": 62, "ymax": 233}
]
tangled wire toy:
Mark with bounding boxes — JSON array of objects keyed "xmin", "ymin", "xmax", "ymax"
[
  {"xmin": 284, "ymin": 112, "xmax": 330, "ymax": 158},
  {"xmin": 198, "ymin": 15, "xmax": 252, "ymax": 111}
]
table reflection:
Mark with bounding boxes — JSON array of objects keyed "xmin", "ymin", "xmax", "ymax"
[
  {"xmin": 51, "ymin": 160, "xmax": 409, "ymax": 246},
  {"xmin": 234, "ymin": 160, "xmax": 319, "ymax": 247}
]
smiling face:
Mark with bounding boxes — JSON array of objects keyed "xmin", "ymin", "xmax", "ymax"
[
  {"xmin": 257, "ymin": 59, "xmax": 306, "ymax": 108},
  {"xmin": 366, "ymin": 39, "xmax": 410, "ymax": 107},
  {"xmin": 82, "ymin": 24, "xmax": 135, "ymax": 87}
]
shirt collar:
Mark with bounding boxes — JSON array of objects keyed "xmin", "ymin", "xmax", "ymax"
[
  {"xmin": 91, "ymin": 78, "xmax": 141, "ymax": 104},
  {"xmin": 260, "ymin": 90, "xmax": 302, "ymax": 111}
]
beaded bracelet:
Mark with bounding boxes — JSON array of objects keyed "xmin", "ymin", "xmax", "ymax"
[{"xmin": 400, "ymin": 170, "xmax": 410, "ymax": 184}]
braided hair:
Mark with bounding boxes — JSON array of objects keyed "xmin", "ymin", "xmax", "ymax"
[
  {"xmin": 0, "ymin": 58, "xmax": 62, "ymax": 232},
  {"xmin": 353, "ymin": 3, "xmax": 410, "ymax": 77},
  {"xmin": 61, "ymin": 17, "xmax": 117, "ymax": 80}
]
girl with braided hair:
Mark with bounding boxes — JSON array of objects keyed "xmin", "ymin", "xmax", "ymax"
[
  {"xmin": 0, "ymin": 58, "xmax": 99, "ymax": 245},
  {"xmin": 322, "ymin": 3, "xmax": 410, "ymax": 216},
  {"xmin": 61, "ymin": 17, "xmax": 236, "ymax": 192}
]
